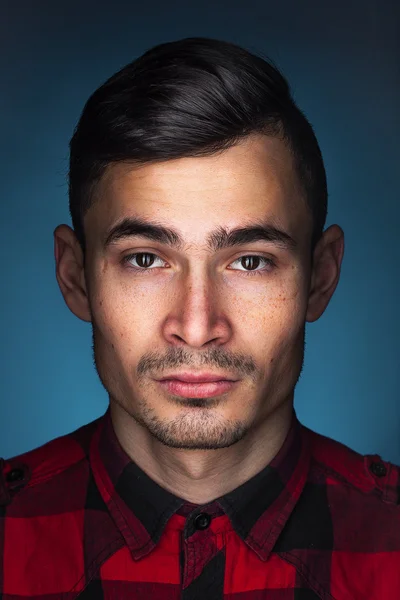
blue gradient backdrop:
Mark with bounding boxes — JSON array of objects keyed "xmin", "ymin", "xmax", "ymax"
[{"xmin": 1, "ymin": 0, "xmax": 399, "ymax": 461}]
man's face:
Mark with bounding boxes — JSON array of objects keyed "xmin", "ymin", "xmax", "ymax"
[{"xmin": 82, "ymin": 134, "xmax": 314, "ymax": 450}]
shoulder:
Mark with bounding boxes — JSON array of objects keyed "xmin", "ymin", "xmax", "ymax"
[
  {"xmin": 304, "ymin": 424, "xmax": 400, "ymax": 505},
  {"xmin": 0, "ymin": 414, "xmax": 121, "ymax": 597},
  {"xmin": 279, "ymin": 425, "xmax": 400, "ymax": 598},
  {"xmin": 0, "ymin": 415, "xmax": 103, "ymax": 508}
]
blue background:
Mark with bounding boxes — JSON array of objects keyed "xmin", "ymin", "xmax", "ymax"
[{"xmin": 1, "ymin": 0, "xmax": 399, "ymax": 462}]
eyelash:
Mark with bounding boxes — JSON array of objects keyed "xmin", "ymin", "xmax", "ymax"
[{"xmin": 121, "ymin": 252, "xmax": 276, "ymax": 277}]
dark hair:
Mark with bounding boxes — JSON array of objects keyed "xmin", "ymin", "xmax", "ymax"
[{"xmin": 69, "ymin": 37, "xmax": 327, "ymax": 255}]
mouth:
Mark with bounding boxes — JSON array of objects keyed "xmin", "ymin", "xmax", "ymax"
[
  {"xmin": 157, "ymin": 371, "xmax": 238, "ymax": 383},
  {"xmin": 157, "ymin": 379, "xmax": 238, "ymax": 399}
]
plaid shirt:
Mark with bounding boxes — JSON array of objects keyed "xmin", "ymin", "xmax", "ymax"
[{"xmin": 1, "ymin": 408, "xmax": 399, "ymax": 599}]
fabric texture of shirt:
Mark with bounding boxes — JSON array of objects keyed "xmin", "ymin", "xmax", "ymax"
[{"xmin": 0, "ymin": 407, "xmax": 399, "ymax": 599}]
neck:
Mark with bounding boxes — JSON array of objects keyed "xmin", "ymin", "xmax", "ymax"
[{"xmin": 109, "ymin": 397, "xmax": 294, "ymax": 505}]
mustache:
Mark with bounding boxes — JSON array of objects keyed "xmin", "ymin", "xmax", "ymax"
[{"xmin": 136, "ymin": 348, "xmax": 256, "ymax": 378}]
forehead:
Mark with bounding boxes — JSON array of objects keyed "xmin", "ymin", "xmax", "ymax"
[{"xmin": 85, "ymin": 134, "xmax": 312, "ymax": 249}]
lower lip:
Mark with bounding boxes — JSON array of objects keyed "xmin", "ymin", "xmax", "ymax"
[{"xmin": 158, "ymin": 379, "xmax": 238, "ymax": 398}]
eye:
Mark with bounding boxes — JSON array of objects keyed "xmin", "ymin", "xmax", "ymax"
[
  {"xmin": 122, "ymin": 252, "xmax": 276, "ymax": 277},
  {"xmin": 228, "ymin": 255, "xmax": 275, "ymax": 276},
  {"xmin": 123, "ymin": 252, "xmax": 165, "ymax": 270}
]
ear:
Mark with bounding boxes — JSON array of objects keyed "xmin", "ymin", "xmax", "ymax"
[
  {"xmin": 306, "ymin": 224, "xmax": 345, "ymax": 323},
  {"xmin": 53, "ymin": 224, "xmax": 92, "ymax": 322}
]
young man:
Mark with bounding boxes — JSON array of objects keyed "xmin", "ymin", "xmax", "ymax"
[{"xmin": 1, "ymin": 37, "xmax": 399, "ymax": 599}]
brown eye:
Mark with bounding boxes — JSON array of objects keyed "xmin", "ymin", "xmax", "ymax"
[
  {"xmin": 241, "ymin": 256, "xmax": 262, "ymax": 271},
  {"xmin": 123, "ymin": 252, "xmax": 165, "ymax": 271},
  {"xmin": 135, "ymin": 253, "xmax": 156, "ymax": 268},
  {"xmin": 229, "ymin": 255, "xmax": 275, "ymax": 276}
]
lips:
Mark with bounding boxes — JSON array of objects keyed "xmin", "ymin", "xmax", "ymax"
[
  {"xmin": 158, "ymin": 379, "xmax": 238, "ymax": 398},
  {"xmin": 159, "ymin": 372, "xmax": 237, "ymax": 383}
]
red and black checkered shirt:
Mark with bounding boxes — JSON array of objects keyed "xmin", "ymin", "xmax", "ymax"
[{"xmin": 1, "ymin": 408, "xmax": 399, "ymax": 599}]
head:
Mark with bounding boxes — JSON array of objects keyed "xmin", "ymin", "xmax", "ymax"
[{"xmin": 55, "ymin": 37, "xmax": 344, "ymax": 451}]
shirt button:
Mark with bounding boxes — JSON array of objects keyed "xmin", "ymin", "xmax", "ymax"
[
  {"xmin": 194, "ymin": 512, "xmax": 211, "ymax": 530},
  {"xmin": 6, "ymin": 468, "xmax": 25, "ymax": 483},
  {"xmin": 370, "ymin": 461, "xmax": 387, "ymax": 477}
]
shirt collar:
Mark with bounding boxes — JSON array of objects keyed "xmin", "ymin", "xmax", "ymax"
[{"xmin": 89, "ymin": 407, "xmax": 311, "ymax": 562}]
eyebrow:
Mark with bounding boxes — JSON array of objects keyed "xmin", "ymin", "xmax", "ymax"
[{"xmin": 103, "ymin": 216, "xmax": 297, "ymax": 252}]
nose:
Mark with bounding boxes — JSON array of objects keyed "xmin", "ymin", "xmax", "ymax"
[{"xmin": 162, "ymin": 272, "xmax": 233, "ymax": 349}]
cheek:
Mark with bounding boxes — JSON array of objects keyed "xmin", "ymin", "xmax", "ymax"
[
  {"xmin": 90, "ymin": 283, "xmax": 142, "ymax": 353},
  {"xmin": 91, "ymin": 267, "xmax": 306, "ymax": 350},
  {"xmin": 238, "ymin": 275, "xmax": 306, "ymax": 325},
  {"xmin": 245, "ymin": 285, "xmax": 306, "ymax": 357},
  {"xmin": 93, "ymin": 276, "xmax": 149, "ymax": 325}
]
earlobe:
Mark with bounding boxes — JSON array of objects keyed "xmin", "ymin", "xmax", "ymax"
[
  {"xmin": 306, "ymin": 225, "xmax": 345, "ymax": 323},
  {"xmin": 53, "ymin": 225, "xmax": 92, "ymax": 323}
]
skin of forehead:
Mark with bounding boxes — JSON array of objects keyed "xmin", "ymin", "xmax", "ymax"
[{"xmin": 83, "ymin": 134, "xmax": 313, "ymax": 258}]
